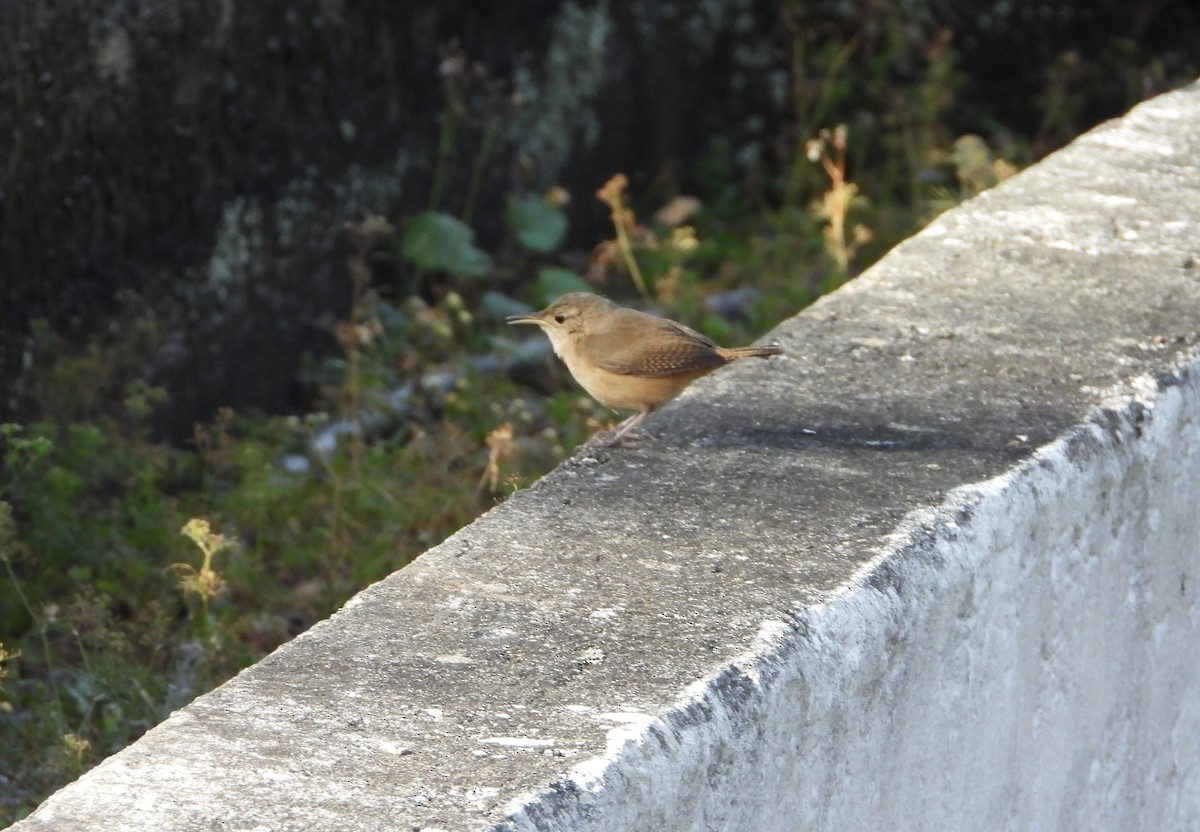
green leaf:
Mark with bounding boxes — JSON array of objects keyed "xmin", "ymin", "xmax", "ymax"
[
  {"xmin": 534, "ymin": 268, "xmax": 593, "ymax": 306},
  {"xmin": 506, "ymin": 196, "xmax": 568, "ymax": 253},
  {"xmin": 480, "ymin": 291, "xmax": 531, "ymax": 321},
  {"xmin": 401, "ymin": 212, "xmax": 492, "ymax": 277}
]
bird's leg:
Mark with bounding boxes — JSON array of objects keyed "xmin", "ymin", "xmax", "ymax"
[{"xmin": 586, "ymin": 409, "xmax": 651, "ymax": 447}]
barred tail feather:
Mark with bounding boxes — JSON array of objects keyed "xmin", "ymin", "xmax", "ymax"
[{"xmin": 718, "ymin": 345, "xmax": 784, "ymax": 361}]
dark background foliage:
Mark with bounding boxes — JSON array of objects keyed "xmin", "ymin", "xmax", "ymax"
[{"xmin": 2, "ymin": 0, "xmax": 1196, "ymax": 435}]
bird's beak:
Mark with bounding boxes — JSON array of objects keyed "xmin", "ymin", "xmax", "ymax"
[{"xmin": 506, "ymin": 312, "xmax": 543, "ymax": 326}]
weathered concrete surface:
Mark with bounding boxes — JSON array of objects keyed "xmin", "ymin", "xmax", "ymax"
[{"xmin": 14, "ymin": 83, "xmax": 1200, "ymax": 831}]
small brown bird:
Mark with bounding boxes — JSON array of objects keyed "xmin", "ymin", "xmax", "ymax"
[{"xmin": 507, "ymin": 292, "xmax": 783, "ymax": 444}]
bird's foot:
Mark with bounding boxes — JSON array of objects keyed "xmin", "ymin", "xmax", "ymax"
[
  {"xmin": 584, "ymin": 411, "xmax": 650, "ymax": 448},
  {"xmin": 584, "ymin": 427, "xmax": 648, "ymax": 448}
]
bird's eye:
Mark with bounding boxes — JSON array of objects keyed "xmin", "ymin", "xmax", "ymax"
[{"xmin": 554, "ymin": 314, "xmax": 566, "ymax": 324}]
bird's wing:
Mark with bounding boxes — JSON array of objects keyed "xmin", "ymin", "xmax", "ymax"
[{"xmin": 586, "ymin": 317, "xmax": 726, "ymax": 377}]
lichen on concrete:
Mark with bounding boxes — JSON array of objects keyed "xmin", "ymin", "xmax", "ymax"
[{"xmin": 508, "ymin": 2, "xmax": 614, "ymax": 185}]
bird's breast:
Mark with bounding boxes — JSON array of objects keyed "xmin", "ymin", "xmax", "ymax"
[{"xmin": 556, "ymin": 340, "xmax": 709, "ymax": 412}]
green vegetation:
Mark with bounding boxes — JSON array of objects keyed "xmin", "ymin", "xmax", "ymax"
[{"xmin": 2, "ymin": 12, "xmax": 1195, "ymax": 824}]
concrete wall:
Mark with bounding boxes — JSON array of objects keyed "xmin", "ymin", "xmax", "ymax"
[{"xmin": 14, "ymin": 83, "xmax": 1200, "ymax": 831}]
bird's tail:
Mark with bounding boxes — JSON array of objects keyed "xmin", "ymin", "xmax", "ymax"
[{"xmin": 718, "ymin": 345, "xmax": 784, "ymax": 361}]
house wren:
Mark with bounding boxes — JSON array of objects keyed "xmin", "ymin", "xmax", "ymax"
[{"xmin": 507, "ymin": 292, "xmax": 783, "ymax": 444}]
